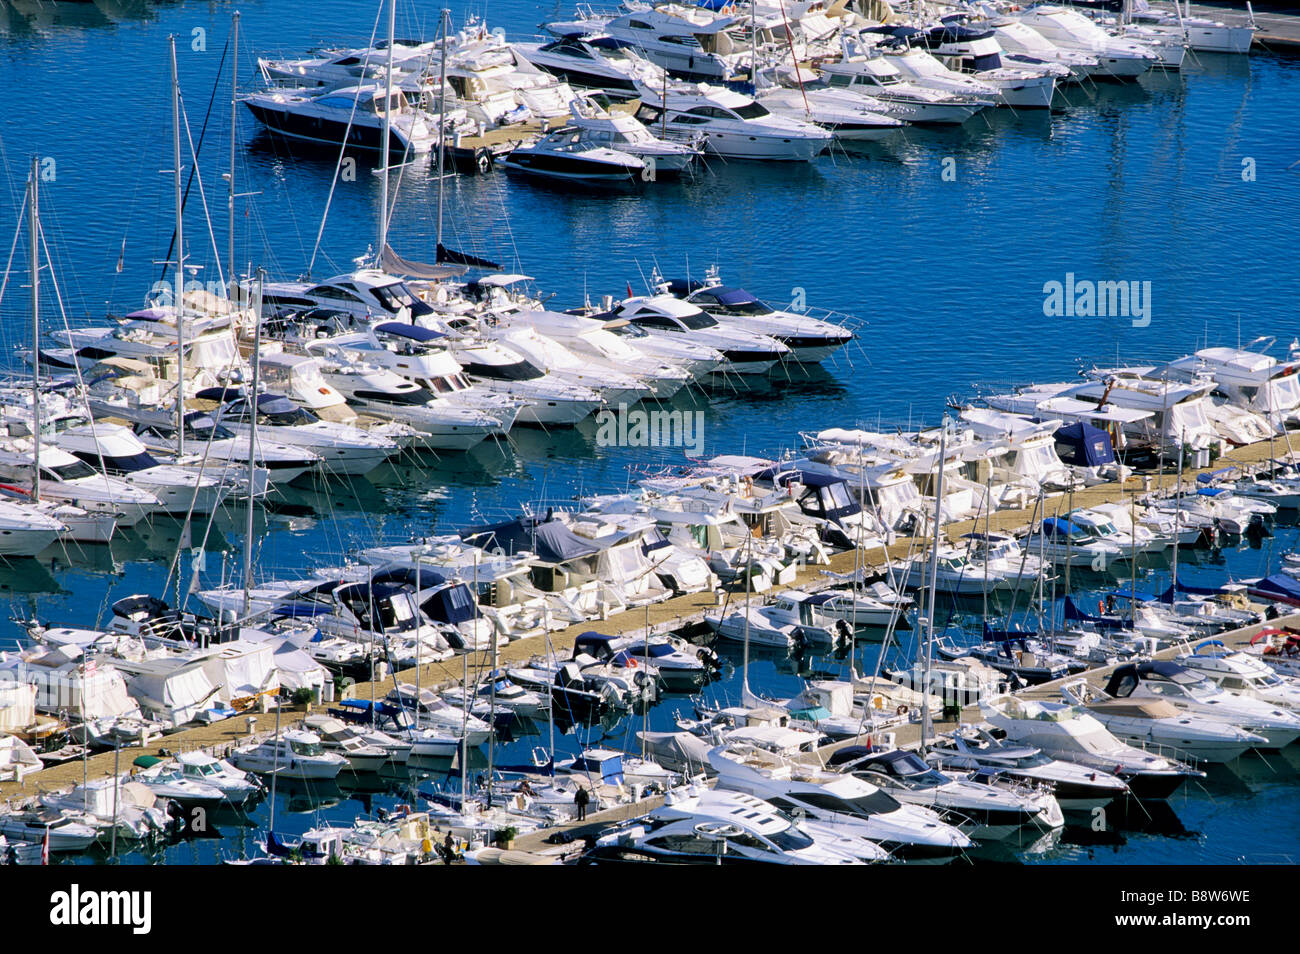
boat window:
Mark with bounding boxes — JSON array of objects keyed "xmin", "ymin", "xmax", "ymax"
[
  {"xmin": 462, "ymin": 358, "xmax": 545, "ymax": 382},
  {"xmin": 628, "ymin": 20, "xmax": 654, "ymax": 30},
  {"xmin": 629, "ymin": 314, "xmax": 681, "ymax": 331},
  {"xmin": 827, "ymin": 73, "xmax": 853, "ymax": 88},
  {"xmin": 767, "ymin": 827, "xmax": 813, "ymax": 852},
  {"xmin": 87, "ymin": 450, "xmax": 161, "ymax": 474},
  {"xmin": 670, "ymin": 114, "xmax": 708, "ymax": 125},
  {"xmin": 730, "ymin": 102, "xmax": 771, "ymax": 120},
  {"xmin": 289, "ymin": 740, "xmax": 324, "ymax": 756},
  {"xmin": 675, "ymin": 309, "xmax": 718, "ymax": 330},
  {"xmin": 262, "ymin": 405, "xmax": 320, "ymax": 426},
  {"xmin": 50, "ymin": 459, "xmax": 98, "ymax": 481},
  {"xmin": 307, "ymin": 284, "xmax": 364, "ymax": 303}
]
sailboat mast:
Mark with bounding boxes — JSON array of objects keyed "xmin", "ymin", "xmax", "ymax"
[
  {"xmin": 242, "ymin": 269, "xmax": 263, "ymax": 617},
  {"xmin": 436, "ymin": 7, "xmax": 449, "ymax": 252},
  {"xmin": 378, "ymin": 0, "xmax": 396, "ymax": 259},
  {"xmin": 921, "ymin": 423, "xmax": 947, "ymax": 748},
  {"xmin": 171, "ymin": 35, "xmax": 186, "ymax": 457},
  {"xmin": 228, "ymin": 10, "xmax": 240, "ymax": 294},
  {"xmin": 29, "ymin": 157, "xmax": 40, "ymax": 502}
]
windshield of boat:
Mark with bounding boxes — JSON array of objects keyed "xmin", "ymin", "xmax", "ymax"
[
  {"xmin": 372, "ymin": 281, "xmax": 425, "ymax": 314},
  {"xmin": 729, "ymin": 101, "xmax": 771, "ymax": 120},
  {"xmin": 462, "ymin": 357, "xmax": 546, "ymax": 381},
  {"xmin": 289, "ymin": 740, "xmax": 324, "ymax": 756},
  {"xmin": 676, "ymin": 309, "xmax": 718, "ymax": 330},
  {"xmin": 49, "ymin": 459, "xmax": 98, "ymax": 481},
  {"xmin": 767, "ymin": 826, "xmax": 814, "ymax": 852},
  {"xmin": 777, "ymin": 788, "xmax": 902, "ymax": 817},
  {"xmin": 701, "ymin": 294, "xmax": 773, "ymax": 317},
  {"xmin": 262, "ymin": 404, "xmax": 320, "ymax": 426}
]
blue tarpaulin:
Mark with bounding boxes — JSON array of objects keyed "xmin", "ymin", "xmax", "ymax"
[{"xmin": 1054, "ymin": 422, "xmax": 1116, "ymax": 467}]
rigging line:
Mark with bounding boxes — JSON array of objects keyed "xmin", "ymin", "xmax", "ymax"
[
  {"xmin": 0, "ymin": 186, "xmax": 29, "ymax": 319},
  {"xmin": 180, "ymin": 98, "xmax": 227, "ymax": 291},
  {"xmin": 308, "ymin": 0, "xmax": 386, "ymax": 277},
  {"xmin": 158, "ymin": 35, "xmax": 232, "ymax": 286}
]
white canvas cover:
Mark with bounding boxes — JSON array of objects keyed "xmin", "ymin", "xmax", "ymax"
[
  {"xmin": 0, "ymin": 683, "xmax": 37, "ymax": 731},
  {"xmin": 199, "ymin": 640, "xmax": 280, "ymax": 706},
  {"xmin": 127, "ymin": 661, "xmax": 220, "ymax": 725}
]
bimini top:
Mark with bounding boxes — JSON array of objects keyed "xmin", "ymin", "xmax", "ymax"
[
  {"xmin": 756, "ymin": 467, "xmax": 846, "ymax": 489},
  {"xmin": 367, "ymin": 565, "xmax": 451, "ymax": 588},
  {"xmin": 373, "ymin": 321, "xmax": 445, "ymax": 342},
  {"xmin": 460, "ymin": 515, "xmax": 601, "ymax": 563}
]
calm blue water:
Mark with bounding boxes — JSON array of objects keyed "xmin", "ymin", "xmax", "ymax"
[{"xmin": 2, "ymin": 0, "xmax": 1299, "ymax": 864}]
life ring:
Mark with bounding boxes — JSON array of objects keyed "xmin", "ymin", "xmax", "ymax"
[
  {"xmin": 627, "ymin": 657, "xmax": 638, "ymax": 668},
  {"xmin": 1098, "ymin": 599, "xmax": 1106, "ymax": 615},
  {"xmin": 895, "ymin": 704, "xmax": 909, "ymax": 715}
]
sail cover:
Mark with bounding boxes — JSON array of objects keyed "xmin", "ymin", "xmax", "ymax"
[{"xmin": 381, "ymin": 243, "xmax": 467, "ymax": 279}]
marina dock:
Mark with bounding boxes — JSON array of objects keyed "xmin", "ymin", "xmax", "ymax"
[{"xmin": 6, "ymin": 428, "xmax": 1294, "ymax": 809}]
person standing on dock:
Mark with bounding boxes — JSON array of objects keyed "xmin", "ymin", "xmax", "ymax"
[
  {"xmin": 575, "ymin": 785, "xmax": 590, "ymax": 821},
  {"xmin": 443, "ymin": 831, "xmax": 456, "ymax": 864}
]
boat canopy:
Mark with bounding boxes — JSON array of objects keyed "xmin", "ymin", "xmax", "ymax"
[
  {"xmin": 374, "ymin": 321, "xmax": 444, "ymax": 342},
  {"xmin": 461, "ymin": 515, "xmax": 602, "ymax": 563},
  {"xmin": 1053, "ymin": 422, "xmax": 1115, "ymax": 466}
]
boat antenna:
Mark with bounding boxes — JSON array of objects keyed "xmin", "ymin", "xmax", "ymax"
[{"xmin": 920, "ymin": 418, "xmax": 947, "ymax": 750}]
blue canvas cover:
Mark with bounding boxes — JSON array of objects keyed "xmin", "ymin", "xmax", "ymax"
[
  {"xmin": 460, "ymin": 515, "xmax": 602, "ymax": 563},
  {"xmin": 1054, "ymin": 422, "xmax": 1116, "ymax": 467}
]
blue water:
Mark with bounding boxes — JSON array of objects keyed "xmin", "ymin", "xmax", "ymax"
[{"xmin": 2, "ymin": 0, "xmax": 1299, "ymax": 864}]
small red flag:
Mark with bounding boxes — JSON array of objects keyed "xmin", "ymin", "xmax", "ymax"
[{"xmin": 626, "ymin": 282, "xmax": 633, "ymax": 299}]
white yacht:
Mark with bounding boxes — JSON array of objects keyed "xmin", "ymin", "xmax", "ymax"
[
  {"xmin": 0, "ymin": 442, "xmax": 163, "ymax": 525},
  {"xmin": 501, "ymin": 309, "xmax": 692, "ymax": 398},
  {"xmin": 565, "ymin": 96, "xmax": 702, "ymax": 173},
  {"xmin": 609, "ymin": 294, "xmax": 790, "ymax": 376},
  {"xmin": 174, "ymin": 750, "xmax": 263, "ymax": 804},
  {"xmin": 829, "ymin": 745, "xmax": 1064, "ymax": 842},
  {"xmin": 1128, "ymin": 1, "xmax": 1257, "ymax": 53},
  {"xmin": 1012, "ymin": 7, "xmax": 1157, "ymax": 78},
  {"xmin": 986, "ymin": 16, "xmax": 1104, "ymax": 79},
  {"xmin": 981, "ymin": 695, "xmax": 1202, "ymax": 800},
  {"xmin": 501, "ymin": 126, "xmax": 647, "ymax": 182},
  {"xmin": 924, "ymin": 725, "xmax": 1130, "ymax": 811},
  {"xmin": 1176, "ymin": 645, "xmax": 1300, "ymax": 713},
  {"xmin": 918, "ymin": 21, "xmax": 1066, "ymax": 107},
  {"xmin": 1102, "ymin": 660, "xmax": 1300, "ymax": 749},
  {"xmin": 513, "ymin": 35, "xmax": 666, "ymax": 95},
  {"xmin": 1060, "ymin": 679, "xmax": 1267, "ymax": 764},
  {"xmin": 243, "ymin": 84, "xmax": 440, "ymax": 155},
  {"xmin": 635, "ymin": 81, "xmax": 832, "ymax": 162},
  {"xmin": 0, "ymin": 497, "xmax": 70, "ymax": 556},
  {"xmin": 593, "ymin": 8, "xmax": 743, "ymax": 82},
  {"xmin": 212, "ymin": 387, "xmax": 398, "ymax": 476},
  {"xmin": 478, "ymin": 324, "xmax": 655, "ymax": 406},
  {"xmin": 229, "ymin": 729, "xmax": 349, "ymax": 779},
  {"xmin": 663, "ymin": 268, "xmax": 854, "ymax": 364},
  {"xmin": 53, "ymin": 422, "xmax": 240, "ymax": 515},
  {"xmin": 305, "ymin": 352, "xmax": 509, "ymax": 447},
  {"xmin": 707, "ymin": 744, "xmax": 974, "ymax": 862},
  {"xmin": 755, "ymin": 76, "xmax": 907, "ymax": 142},
  {"xmin": 443, "ymin": 339, "xmax": 604, "ymax": 425},
  {"xmin": 819, "ymin": 37, "xmax": 990, "ymax": 125}
]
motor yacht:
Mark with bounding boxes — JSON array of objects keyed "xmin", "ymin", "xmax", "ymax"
[
  {"xmin": 707, "ymin": 744, "xmax": 973, "ymax": 862},
  {"xmin": 1060, "ymin": 678, "xmax": 1267, "ymax": 763},
  {"xmin": 829, "ymin": 746, "xmax": 1064, "ymax": 842},
  {"xmin": 1102, "ymin": 660, "xmax": 1300, "ymax": 749},
  {"xmin": 924, "ymin": 725, "xmax": 1130, "ymax": 811},
  {"xmin": 229, "ymin": 728, "xmax": 349, "ymax": 779},
  {"xmin": 663, "ymin": 267, "xmax": 854, "ymax": 363},
  {"xmin": 243, "ymin": 84, "xmax": 440, "ymax": 155},
  {"xmin": 818, "ymin": 36, "xmax": 990, "ymax": 125},
  {"xmin": 634, "ymin": 81, "xmax": 832, "ymax": 162},
  {"xmin": 981, "ymin": 695, "xmax": 1204, "ymax": 800}
]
